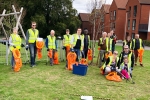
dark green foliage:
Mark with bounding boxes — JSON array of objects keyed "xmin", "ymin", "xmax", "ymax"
[{"xmin": 0, "ymin": 0, "xmax": 81, "ymax": 38}]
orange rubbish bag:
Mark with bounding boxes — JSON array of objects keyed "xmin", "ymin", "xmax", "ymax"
[
  {"xmin": 105, "ymin": 51, "xmax": 112, "ymax": 60},
  {"xmin": 87, "ymin": 49, "xmax": 92, "ymax": 61},
  {"xmin": 106, "ymin": 72, "xmax": 122, "ymax": 82},
  {"xmin": 53, "ymin": 51, "xmax": 59, "ymax": 64},
  {"xmin": 138, "ymin": 48, "xmax": 144, "ymax": 63},
  {"xmin": 67, "ymin": 52, "xmax": 77, "ymax": 70},
  {"xmin": 36, "ymin": 41, "xmax": 44, "ymax": 59},
  {"xmin": 79, "ymin": 58, "xmax": 88, "ymax": 65},
  {"xmin": 66, "ymin": 45, "xmax": 71, "ymax": 56},
  {"xmin": 47, "ymin": 49, "xmax": 53, "ymax": 58},
  {"xmin": 12, "ymin": 48, "xmax": 22, "ymax": 72}
]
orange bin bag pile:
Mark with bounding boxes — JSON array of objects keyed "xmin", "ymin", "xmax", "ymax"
[
  {"xmin": 67, "ymin": 52, "xmax": 77, "ymax": 70},
  {"xmin": 53, "ymin": 51, "xmax": 59, "ymax": 64},
  {"xmin": 12, "ymin": 48, "xmax": 22, "ymax": 72},
  {"xmin": 79, "ymin": 58, "xmax": 88, "ymax": 65},
  {"xmin": 106, "ymin": 72, "xmax": 122, "ymax": 82},
  {"xmin": 138, "ymin": 48, "xmax": 144, "ymax": 63},
  {"xmin": 36, "ymin": 41, "xmax": 44, "ymax": 59},
  {"xmin": 87, "ymin": 49, "xmax": 92, "ymax": 61}
]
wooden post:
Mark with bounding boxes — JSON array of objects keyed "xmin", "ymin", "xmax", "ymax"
[{"xmin": 12, "ymin": 5, "xmax": 26, "ymax": 40}]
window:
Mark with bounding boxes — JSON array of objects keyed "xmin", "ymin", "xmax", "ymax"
[
  {"xmin": 128, "ymin": 20, "xmax": 130, "ymax": 30},
  {"xmin": 114, "ymin": 10, "xmax": 116, "ymax": 20},
  {"xmin": 133, "ymin": 5, "xmax": 137, "ymax": 17},
  {"xmin": 110, "ymin": 23, "xmax": 113, "ymax": 30},
  {"xmin": 113, "ymin": 23, "xmax": 115, "ymax": 30},
  {"xmin": 128, "ymin": 7, "xmax": 131, "ymax": 18},
  {"xmin": 132, "ymin": 19, "xmax": 136, "ymax": 30}
]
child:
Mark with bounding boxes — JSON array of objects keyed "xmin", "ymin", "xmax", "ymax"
[{"xmin": 120, "ymin": 56, "xmax": 132, "ymax": 79}]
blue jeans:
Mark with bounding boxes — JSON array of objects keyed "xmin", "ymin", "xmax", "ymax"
[
  {"xmin": 11, "ymin": 53, "xmax": 15, "ymax": 68},
  {"xmin": 74, "ymin": 49, "xmax": 80, "ymax": 62},
  {"xmin": 29, "ymin": 43, "xmax": 37, "ymax": 66}
]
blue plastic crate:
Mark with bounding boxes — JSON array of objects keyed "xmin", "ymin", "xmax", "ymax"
[{"xmin": 73, "ymin": 64, "xmax": 88, "ymax": 76}]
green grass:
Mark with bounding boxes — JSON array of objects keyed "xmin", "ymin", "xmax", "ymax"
[{"xmin": 0, "ymin": 45, "xmax": 150, "ymax": 100}]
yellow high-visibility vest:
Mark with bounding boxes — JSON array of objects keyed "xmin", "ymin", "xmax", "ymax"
[
  {"xmin": 47, "ymin": 35, "xmax": 56, "ymax": 49},
  {"xmin": 10, "ymin": 33, "xmax": 21, "ymax": 51},
  {"xmin": 28, "ymin": 29, "xmax": 39, "ymax": 43}
]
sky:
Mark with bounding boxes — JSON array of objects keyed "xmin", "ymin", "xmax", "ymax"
[{"xmin": 73, "ymin": 0, "xmax": 113, "ymax": 13}]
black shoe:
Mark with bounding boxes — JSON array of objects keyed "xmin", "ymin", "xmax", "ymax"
[{"xmin": 140, "ymin": 63, "xmax": 144, "ymax": 67}]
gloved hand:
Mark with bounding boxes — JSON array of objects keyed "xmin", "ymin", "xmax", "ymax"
[
  {"xmin": 55, "ymin": 49, "xmax": 57, "ymax": 52},
  {"xmin": 13, "ymin": 45, "xmax": 16, "ymax": 48},
  {"xmin": 70, "ymin": 48, "xmax": 74, "ymax": 52},
  {"xmin": 131, "ymin": 67, "xmax": 133, "ymax": 71},
  {"xmin": 21, "ymin": 43, "xmax": 25, "ymax": 47},
  {"xmin": 47, "ymin": 48, "xmax": 49, "ymax": 51},
  {"xmin": 62, "ymin": 46, "xmax": 65, "ymax": 50},
  {"xmin": 25, "ymin": 45, "xmax": 29, "ymax": 50}
]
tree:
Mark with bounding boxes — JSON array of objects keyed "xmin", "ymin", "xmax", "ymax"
[{"xmin": 0, "ymin": 0, "xmax": 80, "ymax": 38}]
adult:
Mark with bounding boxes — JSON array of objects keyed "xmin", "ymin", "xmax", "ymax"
[
  {"xmin": 26, "ymin": 22, "xmax": 39, "ymax": 67},
  {"xmin": 62, "ymin": 29, "xmax": 72, "ymax": 68},
  {"xmin": 81, "ymin": 29, "xmax": 90, "ymax": 59},
  {"xmin": 45, "ymin": 30, "xmax": 57, "ymax": 66},
  {"xmin": 107, "ymin": 33, "xmax": 113, "ymax": 52},
  {"xmin": 110, "ymin": 30, "xmax": 117, "ymax": 53},
  {"xmin": 132, "ymin": 34, "xmax": 144, "ymax": 67},
  {"xmin": 71, "ymin": 28, "xmax": 84, "ymax": 62},
  {"xmin": 102, "ymin": 51, "xmax": 120, "ymax": 74},
  {"xmin": 98, "ymin": 32, "xmax": 110, "ymax": 67},
  {"xmin": 123, "ymin": 36, "xmax": 133, "ymax": 50},
  {"xmin": 9, "ymin": 27, "xmax": 22, "ymax": 69},
  {"xmin": 118, "ymin": 45, "xmax": 134, "ymax": 72}
]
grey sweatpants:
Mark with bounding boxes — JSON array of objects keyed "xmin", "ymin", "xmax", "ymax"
[{"xmin": 99, "ymin": 50, "xmax": 106, "ymax": 67}]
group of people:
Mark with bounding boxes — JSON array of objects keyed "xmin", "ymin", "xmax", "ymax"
[
  {"xmin": 9, "ymin": 22, "xmax": 91, "ymax": 70},
  {"xmin": 9, "ymin": 21, "xmax": 145, "ymax": 78},
  {"xmin": 99, "ymin": 31, "xmax": 144, "ymax": 79}
]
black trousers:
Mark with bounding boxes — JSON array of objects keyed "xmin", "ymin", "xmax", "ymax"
[{"xmin": 82, "ymin": 48, "xmax": 88, "ymax": 58}]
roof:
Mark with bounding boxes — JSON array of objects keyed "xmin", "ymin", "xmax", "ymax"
[
  {"xmin": 79, "ymin": 13, "xmax": 90, "ymax": 21},
  {"xmin": 103, "ymin": 4, "xmax": 111, "ymax": 13},
  {"xmin": 115, "ymin": 0, "xmax": 128, "ymax": 9},
  {"xmin": 138, "ymin": 0, "xmax": 150, "ymax": 4}
]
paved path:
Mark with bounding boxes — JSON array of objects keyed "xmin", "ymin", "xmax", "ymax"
[{"xmin": 116, "ymin": 43, "xmax": 150, "ymax": 50}]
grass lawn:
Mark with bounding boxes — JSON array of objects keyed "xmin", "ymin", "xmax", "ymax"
[{"xmin": 0, "ymin": 45, "xmax": 150, "ymax": 100}]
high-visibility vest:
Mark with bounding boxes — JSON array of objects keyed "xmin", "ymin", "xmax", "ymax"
[
  {"xmin": 120, "ymin": 63, "xmax": 131, "ymax": 71},
  {"xmin": 102, "ymin": 56, "xmax": 119, "ymax": 69},
  {"xmin": 63, "ymin": 34, "xmax": 72, "ymax": 46},
  {"xmin": 28, "ymin": 29, "xmax": 39, "ymax": 43},
  {"xmin": 73, "ymin": 34, "xmax": 84, "ymax": 50},
  {"xmin": 123, "ymin": 40, "xmax": 132, "ymax": 49},
  {"xmin": 99, "ymin": 37, "xmax": 111, "ymax": 51},
  {"xmin": 47, "ymin": 35, "xmax": 56, "ymax": 49},
  {"xmin": 133, "ymin": 39, "xmax": 143, "ymax": 49},
  {"xmin": 120, "ymin": 51, "xmax": 132, "ymax": 67},
  {"xmin": 10, "ymin": 34, "xmax": 21, "ymax": 51},
  {"xmin": 81, "ymin": 35, "xmax": 90, "ymax": 47}
]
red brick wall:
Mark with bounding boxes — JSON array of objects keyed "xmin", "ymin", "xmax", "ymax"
[
  {"xmin": 109, "ymin": 0, "xmax": 126, "ymax": 40},
  {"xmin": 140, "ymin": 5, "xmax": 150, "ymax": 24},
  {"xmin": 147, "ymin": 32, "xmax": 150, "ymax": 40},
  {"xmin": 104, "ymin": 13, "xmax": 110, "ymax": 33}
]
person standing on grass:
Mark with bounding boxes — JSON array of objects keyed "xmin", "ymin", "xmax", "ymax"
[
  {"xmin": 26, "ymin": 22, "xmax": 39, "ymax": 67},
  {"xmin": 71, "ymin": 28, "xmax": 84, "ymax": 62},
  {"xmin": 118, "ymin": 45, "xmax": 134, "ymax": 73},
  {"xmin": 81, "ymin": 29, "xmax": 90, "ymax": 59},
  {"xmin": 98, "ymin": 32, "xmax": 110, "ymax": 67},
  {"xmin": 45, "ymin": 30, "xmax": 57, "ymax": 66},
  {"xmin": 123, "ymin": 36, "xmax": 133, "ymax": 51},
  {"xmin": 132, "ymin": 34, "xmax": 144, "ymax": 67},
  {"xmin": 110, "ymin": 30, "xmax": 117, "ymax": 53},
  {"xmin": 9, "ymin": 27, "xmax": 22, "ymax": 69},
  {"xmin": 62, "ymin": 29, "xmax": 72, "ymax": 68}
]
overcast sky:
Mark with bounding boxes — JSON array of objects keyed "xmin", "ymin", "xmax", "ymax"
[{"xmin": 73, "ymin": 0, "xmax": 113, "ymax": 13}]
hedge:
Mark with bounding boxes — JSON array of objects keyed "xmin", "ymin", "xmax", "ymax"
[{"xmin": 143, "ymin": 40, "xmax": 150, "ymax": 46}]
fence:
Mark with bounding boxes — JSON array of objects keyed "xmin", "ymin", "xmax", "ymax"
[{"xmin": 0, "ymin": 39, "xmax": 66, "ymax": 66}]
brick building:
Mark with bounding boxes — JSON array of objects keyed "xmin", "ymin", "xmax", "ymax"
[
  {"xmin": 126, "ymin": 0, "xmax": 150, "ymax": 40},
  {"xmin": 78, "ymin": 13, "xmax": 91, "ymax": 37},
  {"xmin": 109, "ymin": 0, "xmax": 128, "ymax": 40},
  {"xmin": 101, "ymin": 4, "xmax": 111, "ymax": 34}
]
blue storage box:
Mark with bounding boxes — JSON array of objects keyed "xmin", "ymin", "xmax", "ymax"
[{"xmin": 73, "ymin": 64, "xmax": 88, "ymax": 76}]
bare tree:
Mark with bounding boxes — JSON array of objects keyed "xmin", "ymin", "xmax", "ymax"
[{"xmin": 87, "ymin": 0, "xmax": 111, "ymax": 65}]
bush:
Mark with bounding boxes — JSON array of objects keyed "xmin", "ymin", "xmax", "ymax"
[{"xmin": 143, "ymin": 40, "xmax": 150, "ymax": 46}]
